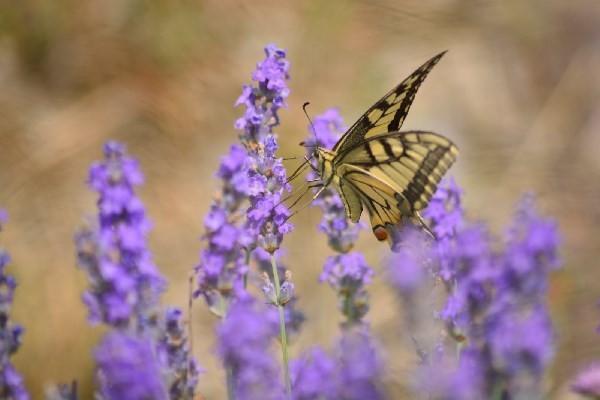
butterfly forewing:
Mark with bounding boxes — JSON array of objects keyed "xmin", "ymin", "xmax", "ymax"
[{"xmin": 332, "ymin": 51, "xmax": 447, "ymax": 154}]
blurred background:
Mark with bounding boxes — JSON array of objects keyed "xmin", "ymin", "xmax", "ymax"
[{"xmin": 0, "ymin": 0, "xmax": 599, "ymax": 398}]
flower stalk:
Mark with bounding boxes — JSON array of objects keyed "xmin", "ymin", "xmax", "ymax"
[{"xmin": 270, "ymin": 253, "xmax": 291, "ymax": 399}]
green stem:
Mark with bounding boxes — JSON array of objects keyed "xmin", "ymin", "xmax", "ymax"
[
  {"xmin": 270, "ymin": 254, "xmax": 292, "ymax": 399},
  {"xmin": 226, "ymin": 367, "xmax": 236, "ymax": 400}
]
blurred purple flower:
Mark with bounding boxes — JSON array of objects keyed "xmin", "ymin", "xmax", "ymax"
[
  {"xmin": 96, "ymin": 332, "xmax": 167, "ymax": 400},
  {"xmin": 157, "ymin": 308, "xmax": 201, "ymax": 400},
  {"xmin": 195, "ymin": 145, "xmax": 252, "ymax": 315},
  {"xmin": 422, "ymin": 177, "xmax": 464, "ymax": 240},
  {"xmin": 238, "ymin": 44, "xmax": 293, "ymax": 254},
  {"xmin": 417, "ymin": 347, "xmax": 484, "ymax": 400},
  {"xmin": 77, "ymin": 141, "xmax": 165, "ymax": 331},
  {"xmin": 291, "ymin": 328, "xmax": 384, "ymax": 400},
  {"xmin": 217, "ymin": 296, "xmax": 283, "ymax": 400},
  {"xmin": 386, "ymin": 227, "xmax": 431, "ymax": 297},
  {"xmin": 334, "ymin": 328, "xmax": 384, "ymax": 400},
  {"xmin": 572, "ymin": 363, "xmax": 600, "ymax": 398},
  {"xmin": 291, "ymin": 348, "xmax": 337, "ymax": 400},
  {"xmin": 321, "ymin": 253, "xmax": 373, "ymax": 326},
  {"xmin": 0, "ymin": 211, "xmax": 29, "ymax": 400}
]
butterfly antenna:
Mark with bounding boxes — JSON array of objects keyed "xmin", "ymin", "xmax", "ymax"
[
  {"xmin": 285, "ymin": 181, "xmax": 330, "ymax": 222},
  {"xmin": 286, "ymin": 158, "xmax": 310, "ymax": 184},
  {"xmin": 303, "ymin": 102, "xmax": 316, "ymax": 133}
]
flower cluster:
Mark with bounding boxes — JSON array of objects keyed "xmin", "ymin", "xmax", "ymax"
[
  {"xmin": 77, "ymin": 141, "xmax": 165, "ymax": 331},
  {"xmin": 237, "ymin": 44, "xmax": 293, "ymax": 253},
  {"xmin": 320, "ymin": 253, "xmax": 373, "ymax": 326},
  {"xmin": 291, "ymin": 328, "xmax": 384, "ymax": 400},
  {"xmin": 78, "ymin": 142, "xmax": 200, "ymax": 399},
  {"xmin": 0, "ymin": 211, "xmax": 28, "ymax": 400},
  {"xmin": 195, "ymin": 145, "xmax": 251, "ymax": 315},
  {"xmin": 412, "ymin": 188, "xmax": 560, "ymax": 399},
  {"xmin": 216, "ymin": 296, "xmax": 283, "ymax": 399},
  {"xmin": 305, "ymin": 109, "xmax": 373, "ymax": 326},
  {"xmin": 96, "ymin": 332, "xmax": 167, "ymax": 400},
  {"xmin": 158, "ymin": 308, "xmax": 201, "ymax": 400}
]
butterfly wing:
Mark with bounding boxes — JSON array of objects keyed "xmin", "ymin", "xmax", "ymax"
[
  {"xmin": 332, "ymin": 51, "xmax": 446, "ymax": 154},
  {"xmin": 335, "ymin": 131, "xmax": 458, "ymax": 240}
]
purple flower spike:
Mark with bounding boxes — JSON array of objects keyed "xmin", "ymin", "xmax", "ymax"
[
  {"xmin": 237, "ymin": 44, "xmax": 293, "ymax": 254},
  {"xmin": 217, "ymin": 296, "xmax": 283, "ymax": 400},
  {"xmin": 291, "ymin": 348, "xmax": 337, "ymax": 399},
  {"xmin": 335, "ymin": 329, "xmax": 384, "ymax": 400},
  {"xmin": 423, "ymin": 177, "xmax": 464, "ymax": 240},
  {"xmin": 195, "ymin": 145, "xmax": 252, "ymax": 315},
  {"xmin": 77, "ymin": 141, "xmax": 165, "ymax": 331},
  {"xmin": 321, "ymin": 253, "xmax": 373, "ymax": 326},
  {"xmin": 196, "ymin": 44, "xmax": 292, "ymax": 311},
  {"xmin": 291, "ymin": 329, "xmax": 384, "ymax": 400},
  {"xmin": 96, "ymin": 332, "xmax": 167, "ymax": 400},
  {"xmin": 158, "ymin": 308, "xmax": 201, "ymax": 400},
  {"xmin": 0, "ymin": 211, "xmax": 29, "ymax": 400}
]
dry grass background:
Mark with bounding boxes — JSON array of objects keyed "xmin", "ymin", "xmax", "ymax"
[{"xmin": 0, "ymin": 1, "xmax": 599, "ymax": 398}]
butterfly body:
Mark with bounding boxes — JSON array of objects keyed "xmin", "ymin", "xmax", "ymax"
[{"xmin": 311, "ymin": 52, "xmax": 458, "ymax": 243}]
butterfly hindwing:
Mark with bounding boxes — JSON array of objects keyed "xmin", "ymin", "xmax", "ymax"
[
  {"xmin": 338, "ymin": 164, "xmax": 405, "ymax": 238},
  {"xmin": 332, "ymin": 51, "xmax": 446, "ymax": 154}
]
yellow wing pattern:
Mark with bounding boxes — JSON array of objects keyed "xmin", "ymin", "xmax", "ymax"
[
  {"xmin": 335, "ymin": 131, "xmax": 458, "ymax": 240},
  {"xmin": 332, "ymin": 51, "xmax": 446, "ymax": 154}
]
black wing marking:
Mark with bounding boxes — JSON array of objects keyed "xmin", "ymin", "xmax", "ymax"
[
  {"xmin": 337, "ymin": 131, "xmax": 458, "ymax": 212},
  {"xmin": 332, "ymin": 51, "xmax": 447, "ymax": 153}
]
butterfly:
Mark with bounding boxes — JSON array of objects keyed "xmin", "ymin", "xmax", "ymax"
[{"xmin": 310, "ymin": 51, "xmax": 458, "ymax": 243}]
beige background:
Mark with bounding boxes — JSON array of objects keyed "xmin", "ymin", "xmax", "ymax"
[{"xmin": 0, "ymin": 1, "xmax": 599, "ymax": 398}]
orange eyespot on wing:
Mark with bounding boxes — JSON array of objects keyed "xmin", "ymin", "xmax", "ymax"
[{"xmin": 373, "ymin": 226, "xmax": 388, "ymax": 241}]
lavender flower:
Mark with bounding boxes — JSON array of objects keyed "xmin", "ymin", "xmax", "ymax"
[
  {"xmin": 216, "ymin": 296, "xmax": 283, "ymax": 400},
  {"xmin": 0, "ymin": 211, "xmax": 29, "ymax": 400},
  {"xmin": 237, "ymin": 44, "xmax": 293, "ymax": 254},
  {"xmin": 334, "ymin": 328, "xmax": 384, "ymax": 400},
  {"xmin": 96, "ymin": 332, "xmax": 167, "ymax": 400},
  {"xmin": 483, "ymin": 195, "xmax": 559, "ymax": 396},
  {"xmin": 78, "ymin": 141, "xmax": 165, "ymax": 331},
  {"xmin": 291, "ymin": 328, "xmax": 384, "ymax": 400},
  {"xmin": 321, "ymin": 253, "xmax": 373, "ymax": 326},
  {"xmin": 195, "ymin": 145, "xmax": 251, "ymax": 315},
  {"xmin": 386, "ymin": 227, "xmax": 431, "ymax": 298},
  {"xmin": 572, "ymin": 363, "xmax": 600, "ymax": 398},
  {"xmin": 158, "ymin": 308, "xmax": 200, "ymax": 400},
  {"xmin": 291, "ymin": 348, "xmax": 337, "ymax": 400},
  {"xmin": 422, "ymin": 177, "xmax": 464, "ymax": 241},
  {"xmin": 423, "ymin": 193, "xmax": 559, "ymax": 399}
]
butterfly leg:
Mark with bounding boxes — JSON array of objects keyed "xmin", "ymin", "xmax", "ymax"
[{"xmin": 415, "ymin": 212, "xmax": 436, "ymax": 240}]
